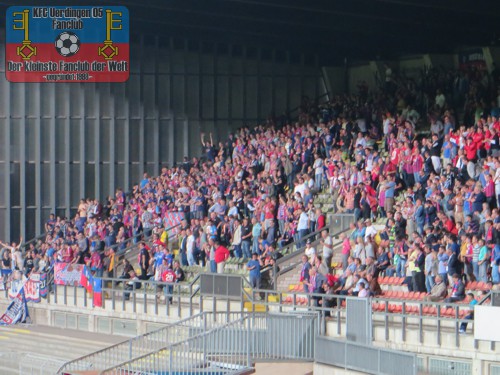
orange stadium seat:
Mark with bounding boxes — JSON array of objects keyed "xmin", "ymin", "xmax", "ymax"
[{"xmin": 467, "ymin": 281, "xmax": 477, "ymax": 290}]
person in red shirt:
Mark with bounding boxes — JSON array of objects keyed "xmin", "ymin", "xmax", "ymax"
[
  {"xmin": 315, "ymin": 208, "xmax": 326, "ymax": 231},
  {"xmin": 214, "ymin": 242, "xmax": 230, "ymax": 274},
  {"xmin": 464, "ymin": 137, "xmax": 477, "ymax": 162},
  {"xmin": 161, "ymin": 262, "xmax": 176, "ymax": 304}
]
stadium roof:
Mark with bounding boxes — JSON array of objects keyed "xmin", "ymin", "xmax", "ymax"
[{"xmin": 1, "ymin": 0, "xmax": 499, "ymax": 64}]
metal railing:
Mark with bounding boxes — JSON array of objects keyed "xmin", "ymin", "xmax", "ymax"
[
  {"xmin": 99, "ymin": 316, "xmax": 254, "ymax": 375},
  {"xmin": 98, "ymin": 311, "xmax": 319, "ymax": 375},
  {"xmin": 57, "ymin": 313, "xmax": 204, "ymax": 374},
  {"xmin": 110, "ymin": 222, "xmax": 182, "ymax": 275},
  {"xmin": 315, "ymin": 336, "xmax": 416, "ymax": 375},
  {"xmin": 57, "ymin": 311, "xmax": 247, "ymax": 374},
  {"xmin": 244, "ymin": 287, "xmax": 493, "ymax": 349},
  {"xmin": 48, "ymin": 272, "xmax": 255, "ymax": 319}
]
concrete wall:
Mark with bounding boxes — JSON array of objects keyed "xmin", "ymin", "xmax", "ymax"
[
  {"xmin": 427, "ymin": 53, "xmax": 455, "ymax": 69},
  {"xmin": 322, "ymin": 66, "xmax": 346, "ymax": 95},
  {"xmin": 347, "ymin": 62, "xmax": 378, "ymax": 95}
]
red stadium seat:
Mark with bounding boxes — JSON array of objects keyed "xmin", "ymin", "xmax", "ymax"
[
  {"xmin": 468, "ymin": 281, "xmax": 477, "ymax": 290},
  {"xmin": 396, "ymin": 291, "xmax": 404, "ymax": 299},
  {"xmin": 388, "ymin": 277, "xmax": 395, "ymax": 285}
]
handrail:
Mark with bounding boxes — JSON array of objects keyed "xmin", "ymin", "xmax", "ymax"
[
  {"xmin": 56, "ymin": 311, "xmax": 206, "ymax": 374},
  {"xmin": 246, "ymin": 286, "xmax": 493, "ymax": 348},
  {"xmin": 58, "ymin": 310, "xmax": 245, "ymax": 374},
  {"xmin": 98, "ymin": 314, "xmax": 253, "ymax": 375},
  {"xmin": 271, "ymin": 214, "xmax": 354, "ymax": 289},
  {"xmin": 287, "ymin": 91, "xmax": 331, "ymax": 120},
  {"xmin": 110, "ymin": 222, "xmax": 182, "ymax": 275},
  {"xmin": 275, "ymin": 213, "xmax": 354, "ymax": 268}
]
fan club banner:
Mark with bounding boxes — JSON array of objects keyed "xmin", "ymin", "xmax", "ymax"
[
  {"xmin": 55, "ymin": 263, "xmax": 102, "ymax": 307},
  {"xmin": 8, "ymin": 273, "xmax": 48, "ymax": 302},
  {"xmin": 0, "ymin": 287, "xmax": 29, "ymax": 325},
  {"xmin": 459, "ymin": 48, "xmax": 486, "ymax": 70},
  {"xmin": 54, "ymin": 263, "xmax": 84, "ymax": 286},
  {"xmin": 5, "ymin": 6, "xmax": 129, "ymax": 82}
]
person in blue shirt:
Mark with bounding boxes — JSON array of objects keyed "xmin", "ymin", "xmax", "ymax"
[
  {"xmin": 490, "ymin": 242, "xmax": 500, "ymax": 285},
  {"xmin": 459, "ymin": 293, "xmax": 478, "ymax": 333},
  {"xmin": 246, "ymin": 253, "xmax": 261, "ymax": 289}
]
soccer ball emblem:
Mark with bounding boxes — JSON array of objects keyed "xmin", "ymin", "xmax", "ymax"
[{"xmin": 55, "ymin": 31, "xmax": 80, "ymax": 57}]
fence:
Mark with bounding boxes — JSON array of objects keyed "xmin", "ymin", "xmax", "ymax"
[
  {"xmin": 58, "ymin": 311, "xmax": 319, "ymax": 375},
  {"xmin": 245, "ymin": 288, "xmax": 493, "ymax": 349},
  {"xmin": 99, "ymin": 317, "xmax": 255, "ymax": 375},
  {"xmin": 57, "ymin": 311, "xmax": 248, "ymax": 374},
  {"xmin": 315, "ymin": 336, "xmax": 416, "ymax": 375}
]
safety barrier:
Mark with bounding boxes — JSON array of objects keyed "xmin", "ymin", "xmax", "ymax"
[
  {"xmin": 315, "ymin": 336, "xmax": 416, "ymax": 375},
  {"xmin": 245, "ymin": 288, "xmax": 493, "ymax": 349},
  {"xmin": 58, "ymin": 311, "xmax": 319, "ymax": 375},
  {"xmin": 57, "ymin": 312, "xmax": 243, "ymax": 374}
]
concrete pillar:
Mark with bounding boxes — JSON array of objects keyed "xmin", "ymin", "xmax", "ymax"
[{"xmin": 472, "ymin": 358, "xmax": 484, "ymax": 375}]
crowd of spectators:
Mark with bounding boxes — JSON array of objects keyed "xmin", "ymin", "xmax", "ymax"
[
  {"xmin": 297, "ymin": 64, "xmax": 500, "ymax": 321},
  {"xmin": 0, "ymin": 63, "xmax": 499, "ymax": 317}
]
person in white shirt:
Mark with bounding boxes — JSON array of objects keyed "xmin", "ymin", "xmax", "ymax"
[
  {"xmin": 435, "ymin": 89, "xmax": 446, "ymax": 109},
  {"xmin": 313, "ymin": 155, "xmax": 324, "ymax": 191},
  {"xmin": 231, "ymin": 220, "xmax": 242, "ymax": 259},
  {"xmin": 364, "ymin": 219, "xmax": 377, "ymax": 241},
  {"xmin": 320, "ymin": 229, "xmax": 333, "ymax": 269},
  {"xmin": 297, "ymin": 208, "xmax": 309, "ymax": 248},
  {"xmin": 294, "ymin": 177, "xmax": 307, "ymax": 198},
  {"xmin": 186, "ymin": 229, "xmax": 196, "ymax": 266},
  {"xmin": 304, "ymin": 240, "xmax": 316, "ymax": 264}
]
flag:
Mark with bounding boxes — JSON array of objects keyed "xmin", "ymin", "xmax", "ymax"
[
  {"xmin": 0, "ymin": 287, "xmax": 29, "ymax": 325},
  {"xmin": 80, "ymin": 266, "xmax": 93, "ymax": 293},
  {"xmin": 92, "ymin": 278, "xmax": 103, "ymax": 307}
]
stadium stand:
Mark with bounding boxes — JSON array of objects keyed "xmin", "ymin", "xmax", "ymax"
[{"xmin": 1, "ymin": 63, "xmax": 499, "ymax": 326}]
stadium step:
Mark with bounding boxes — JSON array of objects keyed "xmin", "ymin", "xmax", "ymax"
[{"xmin": 243, "ymin": 301, "xmax": 266, "ymax": 312}]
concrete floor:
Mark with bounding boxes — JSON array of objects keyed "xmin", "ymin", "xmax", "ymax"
[{"xmin": 255, "ymin": 361, "xmax": 313, "ymax": 375}]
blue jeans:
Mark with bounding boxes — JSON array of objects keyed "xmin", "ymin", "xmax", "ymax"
[
  {"xmin": 492, "ymin": 265, "xmax": 499, "ymax": 284},
  {"xmin": 425, "ymin": 274, "xmax": 435, "ymax": 293},
  {"xmin": 187, "ymin": 251, "xmax": 196, "ymax": 266},
  {"xmin": 315, "ymin": 174, "xmax": 323, "ymax": 190},
  {"xmin": 164, "ymin": 285, "xmax": 174, "ymax": 303},
  {"xmin": 278, "ymin": 220, "xmax": 285, "ymax": 236},
  {"xmin": 472, "ymin": 261, "xmax": 479, "ymax": 281},
  {"xmin": 413, "ymin": 172, "xmax": 420, "ymax": 184},
  {"xmin": 180, "ymin": 251, "xmax": 188, "ymax": 267},
  {"xmin": 252, "ymin": 237, "xmax": 260, "ymax": 254},
  {"xmin": 354, "ymin": 208, "xmax": 362, "ymax": 222},
  {"xmin": 210, "ymin": 260, "xmax": 217, "ymax": 273},
  {"xmin": 478, "ymin": 262, "xmax": 488, "ymax": 282},
  {"xmin": 233, "ymin": 244, "xmax": 242, "ymax": 258},
  {"xmin": 297, "ymin": 229, "xmax": 308, "ymax": 249},
  {"xmin": 242, "ymin": 241, "xmax": 252, "ymax": 259},
  {"xmin": 396, "ymin": 259, "xmax": 406, "ymax": 278}
]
